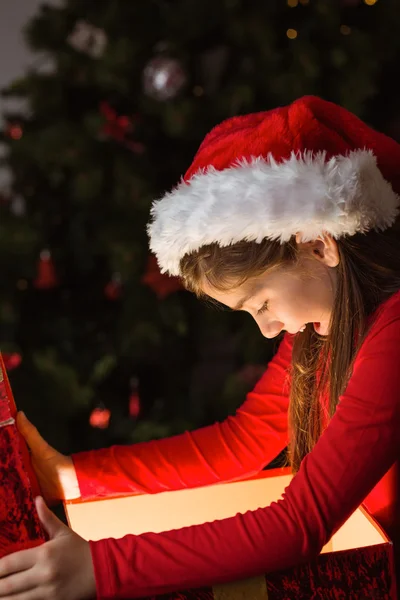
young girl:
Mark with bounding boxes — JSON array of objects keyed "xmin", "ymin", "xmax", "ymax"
[{"xmin": 2, "ymin": 95, "xmax": 400, "ymax": 599}]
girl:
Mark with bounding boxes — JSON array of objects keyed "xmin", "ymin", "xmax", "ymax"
[{"xmin": 2, "ymin": 95, "xmax": 400, "ymax": 599}]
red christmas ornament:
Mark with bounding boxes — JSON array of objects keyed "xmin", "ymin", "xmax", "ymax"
[
  {"xmin": 104, "ymin": 273, "xmax": 122, "ymax": 300},
  {"xmin": 129, "ymin": 392, "xmax": 140, "ymax": 418},
  {"xmin": 5, "ymin": 122, "xmax": 23, "ymax": 140},
  {"xmin": 128, "ymin": 377, "xmax": 140, "ymax": 418},
  {"xmin": 2, "ymin": 353, "xmax": 22, "ymax": 371},
  {"xmin": 99, "ymin": 102, "xmax": 145, "ymax": 154},
  {"xmin": 100, "ymin": 101, "xmax": 132, "ymax": 142},
  {"xmin": 34, "ymin": 250, "xmax": 58, "ymax": 289},
  {"xmin": 142, "ymin": 254, "xmax": 183, "ymax": 299},
  {"xmin": 89, "ymin": 406, "xmax": 111, "ymax": 429}
]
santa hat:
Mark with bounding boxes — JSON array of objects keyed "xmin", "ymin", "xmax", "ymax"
[{"xmin": 147, "ymin": 96, "xmax": 400, "ymax": 276}]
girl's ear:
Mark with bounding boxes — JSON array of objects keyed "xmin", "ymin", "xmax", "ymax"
[{"xmin": 295, "ymin": 232, "xmax": 340, "ymax": 268}]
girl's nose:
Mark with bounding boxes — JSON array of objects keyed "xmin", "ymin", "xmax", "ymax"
[{"xmin": 255, "ymin": 316, "xmax": 284, "ymax": 339}]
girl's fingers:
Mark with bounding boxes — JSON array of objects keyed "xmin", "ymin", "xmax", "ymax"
[{"xmin": 0, "ymin": 547, "xmax": 37, "ymax": 578}]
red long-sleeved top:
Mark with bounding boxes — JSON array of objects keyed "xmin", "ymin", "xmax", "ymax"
[{"xmin": 72, "ymin": 291, "xmax": 400, "ymax": 599}]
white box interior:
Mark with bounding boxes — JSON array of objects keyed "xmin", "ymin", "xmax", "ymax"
[{"xmin": 65, "ymin": 472, "xmax": 387, "ymax": 553}]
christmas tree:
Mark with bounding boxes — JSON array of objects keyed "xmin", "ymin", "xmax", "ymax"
[{"xmin": 0, "ymin": 0, "xmax": 399, "ymax": 456}]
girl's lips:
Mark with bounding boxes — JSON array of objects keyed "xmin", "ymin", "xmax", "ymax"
[{"xmin": 313, "ymin": 322, "xmax": 321, "ymax": 333}]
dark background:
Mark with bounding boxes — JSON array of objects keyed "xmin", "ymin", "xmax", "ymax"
[{"xmin": 0, "ymin": 0, "xmax": 398, "ymax": 460}]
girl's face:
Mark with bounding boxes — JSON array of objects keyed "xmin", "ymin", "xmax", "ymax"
[{"xmin": 202, "ymin": 235, "xmax": 340, "ymax": 339}]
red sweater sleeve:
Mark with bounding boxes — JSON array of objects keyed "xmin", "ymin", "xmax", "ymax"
[
  {"xmin": 88, "ymin": 317, "xmax": 400, "ymax": 599},
  {"xmin": 72, "ymin": 333, "xmax": 293, "ymax": 499}
]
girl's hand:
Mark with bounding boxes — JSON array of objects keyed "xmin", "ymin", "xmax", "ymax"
[
  {"xmin": 0, "ymin": 497, "xmax": 96, "ymax": 600},
  {"xmin": 16, "ymin": 412, "xmax": 80, "ymax": 505}
]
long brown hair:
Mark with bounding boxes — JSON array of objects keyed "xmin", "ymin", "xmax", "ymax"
[{"xmin": 179, "ymin": 225, "xmax": 400, "ymax": 473}]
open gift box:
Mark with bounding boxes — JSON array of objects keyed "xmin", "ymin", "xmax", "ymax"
[
  {"xmin": 64, "ymin": 467, "xmax": 397, "ymax": 598},
  {"xmin": 0, "ymin": 353, "xmax": 397, "ymax": 598}
]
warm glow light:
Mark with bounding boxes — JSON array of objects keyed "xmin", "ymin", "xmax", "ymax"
[
  {"xmin": 364, "ymin": 0, "xmax": 378, "ymax": 4},
  {"xmin": 340, "ymin": 25, "xmax": 351, "ymax": 35},
  {"xmin": 286, "ymin": 28, "xmax": 298, "ymax": 39},
  {"xmin": 299, "ymin": 0, "xmax": 309, "ymax": 4},
  {"xmin": 287, "ymin": 0, "xmax": 298, "ymax": 7}
]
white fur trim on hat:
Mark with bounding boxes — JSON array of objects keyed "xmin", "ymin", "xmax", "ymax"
[{"xmin": 147, "ymin": 149, "xmax": 400, "ymax": 276}]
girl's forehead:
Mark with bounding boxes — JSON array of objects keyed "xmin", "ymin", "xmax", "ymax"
[
  {"xmin": 202, "ymin": 265, "xmax": 293, "ymax": 296},
  {"xmin": 202, "ymin": 275, "xmax": 268, "ymax": 306}
]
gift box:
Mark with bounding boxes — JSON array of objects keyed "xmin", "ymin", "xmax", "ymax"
[
  {"xmin": 65, "ymin": 467, "xmax": 397, "ymax": 599},
  {"xmin": 0, "ymin": 354, "xmax": 47, "ymax": 558}
]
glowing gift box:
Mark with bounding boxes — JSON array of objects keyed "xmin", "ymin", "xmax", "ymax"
[{"xmin": 65, "ymin": 467, "xmax": 397, "ymax": 598}]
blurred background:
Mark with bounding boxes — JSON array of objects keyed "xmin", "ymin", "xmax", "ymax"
[{"xmin": 0, "ymin": 0, "xmax": 399, "ymax": 459}]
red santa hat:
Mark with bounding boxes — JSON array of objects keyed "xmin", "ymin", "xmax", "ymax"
[{"xmin": 147, "ymin": 96, "xmax": 400, "ymax": 276}]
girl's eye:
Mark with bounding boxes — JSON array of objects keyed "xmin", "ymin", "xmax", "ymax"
[{"xmin": 257, "ymin": 301, "xmax": 269, "ymax": 315}]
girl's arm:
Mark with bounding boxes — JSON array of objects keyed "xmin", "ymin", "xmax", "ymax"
[
  {"xmin": 88, "ymin": 316, "xmax": 400, "ymax": 598},
  {"xmin": 72, "ymin": 333, "xmax": 293, "ymax": 499}
]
